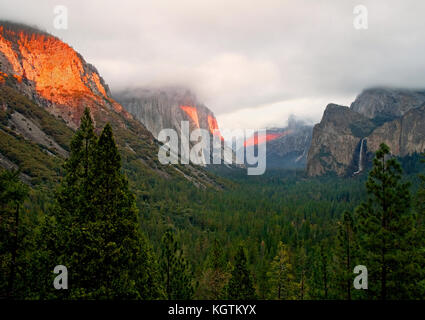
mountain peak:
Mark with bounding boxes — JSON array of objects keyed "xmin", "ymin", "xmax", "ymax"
[
  {"xmin": 350, "ymin": 87, "xmax": 425, "ymax": 120},
  {"xmin": 0, "ymin": 21, "xmax": 130, "ymax": 128}
]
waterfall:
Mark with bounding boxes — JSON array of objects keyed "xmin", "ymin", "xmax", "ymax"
[{"xmin": 354, "ymin": 138, "xmax": 366, "ymax": 175}]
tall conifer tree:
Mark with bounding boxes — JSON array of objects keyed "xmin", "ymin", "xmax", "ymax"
[
  {"xmin": 267, "ymin": 241, "xmax": 295, "ymax": 300},
  {"xmin": 335, "ymin": 210, "xmax": 356, "ymax": 300},
  {"xmin": 197, "ymin": 239, "xmax": 229, "ymax": 299},
  {"xmin": 356, "ymin": 143, "xmax": 413, "ymax": 299},
  {"xmin": 160, "ymin": 230, "xmax": 193, "ymax": 299},
  {"xmin": 0, "ymin": 169, "xmax": 28, "ymax": 298},
  {"xmin": 52, "ymin": 109, "xmax": 161, "ymax": 299},
  {"xmin": 227, "ymin": 245, "xmax": 256, "ymax": 299}
]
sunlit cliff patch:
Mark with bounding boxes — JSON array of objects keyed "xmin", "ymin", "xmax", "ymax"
[
  {"xmin": 243, "ymin": 131, "xmax": 290, "ymax": 147},
  {"xmin": 180, "ymin": 105, "xmax": 200, "ymax": 128},
  {"xmin": 0, "ymin": 22, "xmax": 130, "ymax": 128}
]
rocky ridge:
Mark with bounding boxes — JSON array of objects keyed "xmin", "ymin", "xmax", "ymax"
[{"xmin": 307, "ymin": 88, "xmax": 425, "ymax": 176}]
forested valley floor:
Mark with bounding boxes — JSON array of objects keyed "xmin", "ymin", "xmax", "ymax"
[{"xmin": 1, "ymin": 109, "xmax": 425, "ymax": 300}]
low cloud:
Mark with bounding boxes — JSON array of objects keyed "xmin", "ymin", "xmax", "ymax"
[{"xmin": 1, "ymin": 0, "xmax": 425, "ymax": 129}]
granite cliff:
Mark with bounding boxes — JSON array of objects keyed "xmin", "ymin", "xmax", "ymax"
[
  {"xmin": 115, "ymin": 87, "xmax": 235, "ymax": 166},
  {"xmin": 307, "ymin": 88, "xmax": 425, "ymax": 176},
  {"xmin": 260, "ymin": 117, "xmax": 313, "ymax": 169}
]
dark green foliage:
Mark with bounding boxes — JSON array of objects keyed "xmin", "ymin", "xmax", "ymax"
[
  {"xmin": 334, "ymin": 211, "xmax": 357, "ymax": 300},
  {"xmin": 160, "ymin": 230, "xmax": 193, "ymax": 300},
  {"xmin": 414, "ymin": 154, "xmax": 425, "ymax": 295},
  {"xmin": 0, "ymin": 86, "xmax": 71, "ymax": 183},
  {"xmin": 196, "ymin": 239, "xmax": 229, "ymax": 299},
  {"xmin": 319, "ymin": 242, "xmax": 330, "ymax": 299},
  {"xmin": 400, "ymin": 152, "xmax": 425, "ymax": 174},
  {"xmin": 227, "ymin": 245, "xmax": 256, "ymax": 299},
  {"xmin": 294, "ymin": 247, "xmax": 308, "ymax": 300},
  {"xmin": 0, "ymin": 169, "xmax": 28, "ymax": 298},
  {"xmin": 349, "ymin": 118, "xmax": 376, "ymax": 138},
  {"xmin": 371, "ymin": 114, "xmax": 399, "ymax": 127},
  {"xmin": 416, "ymin": 154, "xmax": 425, "ymax": 215},
  {"xmin": 48, "ymin": 108, "xmax": 162, "ymax": 299},
  {"xmin": 3, "ymin": 145, "xmax": 425, "ymax": 300},
  {"xmin": 1, "ymin": 84, "xmax": 425, "ymax": 300},
  {"xmin": 0, "ymin": 129, "xmax": 63, "ymax": 183},
  {"xmin": 267, "ymin": 241, "xmax": 296, "ymax": 300},
  {"xmin": 356, "ymin": 143, "xmax": 416, "ymax": 299}
]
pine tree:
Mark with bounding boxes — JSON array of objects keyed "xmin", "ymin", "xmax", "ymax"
[
  {"xmin": 417, "ymin": 153, "xmax": 425, "ymax": 221},
  {"xmin": 55, "ymin": 107, "xmax": 97, "ymax": 228},
  {"xmin": 319, "ymin": 242, "xmax": 329, "ymax": 299},
  {"xmin": 414, "ymin": 153, "xmax": 425, "ymax": 296},
  {"xmin": 335, "ymin": 210, "xmax": 356, "ymax": 300},
  {"xmin": 160, "ymin": 230, "xmax": 193, "ymax": 299},
  {"xmin": 356, "ymin": 143, "xmax": 414, "ymax": 299},
  {"xmin": 227, "ymin": 245, "xmax": 256, "ymax": 299},
  {"xmin": 52, "ymin": 107, "xmax": 98, "ymax": 298},
  {"xmin": 267, "ymin": 241, "xmax": 296, "ymax": 300},
  {"xmin": 257, "ymin": 240, "xmax": 270, "ymax": 300},
  {"xmin": 295, "ymin": 246, "xmax": 308, "ymax": 300},
  {"xmin": 0, "ymin": 169, "xmax": 28, "ymax": 298},
  {"xmin": 308, "ymin": 245, "xmax": 323, "ymax": 299},
  {"xmin": 51, "ymin": 109, "xmax": 161, "ymax": 299},
  {"xmin": 89, "ymin": 123, "xmax": 161, "ymax": 298},
  {"xmin": 196, "ymin": 239, "xmax": 229, "ymax": 299},
  {"xmin": 308, "ymin": 241, "xmax": 332, "ymax": 299}
]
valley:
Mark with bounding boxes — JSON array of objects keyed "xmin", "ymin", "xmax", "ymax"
[{"xmin": 0, "ymin": 20, "xmax": 425, "ymax": 301}]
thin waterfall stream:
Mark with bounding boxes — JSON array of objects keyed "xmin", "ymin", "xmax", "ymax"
[{"xmin": 354, "ymin": 138, "xmax": 366, "ymax": 175}]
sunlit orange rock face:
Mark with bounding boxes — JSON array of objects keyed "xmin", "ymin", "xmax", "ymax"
[
  {"xmin": 207, "ymin": 114, "xmax": 224, "ymax": 140},
  {"xmin": 244, "ymin": 131, "xmax": 290, "ymax": 147},
  {"xmin": 180, "ymin": 105, "xmax": 224, "ymax": 138},
  {"xmin": 0, "ymin": 25, "xmax": 130, "ymax": 127},
  {"xmin": 180, "ymin": 105, "xmax": 200, "ymax": 128},
  {"xmin": 0, "ymin": 71, "xmax": 7, "ymax": 84}
]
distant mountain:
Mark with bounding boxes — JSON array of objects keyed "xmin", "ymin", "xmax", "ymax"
[
  {"xmin": 265, "ymin": 118, "xmax": 313, "ymax": 169},
  {"xmin": 235, "ymin": 116, "xmax": 313, "ymax": 170},
  {"xmin": 350, "ymin": 87, "xmax": 425, "ymax": 121},
  {"xmin": 0, "ymin": 21, "xmax": 221, "ymax": 188},
  {"xmin": 114, "ymin": 87, "xmax": 235, "ymax": 166},
  {"xmin": 307, "ymin": 87, "xmax": 425, "ymax": 176}
]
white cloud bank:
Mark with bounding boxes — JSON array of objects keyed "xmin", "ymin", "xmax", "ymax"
[{"xmin": 1, "ymin": 0, "xmax": 425, "ymax": 129}]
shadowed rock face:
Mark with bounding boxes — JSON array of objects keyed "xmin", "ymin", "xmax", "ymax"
[
  {"xmin": 306, "ymin": 104, "xmax": 374, "ymax": 176},
  {"xmin": 230, "ymin": 115, "xmax": 313, "ymax": 170},
  {"xmin": 350, "ymin": 87, "xmax": 425, "ymax": 120},
  {"xmin": 114, "ymin": 87, "xmax": 212, "ymax": 138},
  {"xmin": 307, "ymin": 88, "xmax": 425, "ymax": 176},
  {"xmin": 366, "ymin": 104, "xmax": 425, "ymax": 157},
  {"xmin": 115, "ymin": 87, "xmax": 235, "ymax": 166},
  {"xmin": 261, "ymin": 117, "xmax": 313, "ymax": 169}
]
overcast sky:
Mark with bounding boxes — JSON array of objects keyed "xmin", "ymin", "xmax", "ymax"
[{"xmin": 1, "ymin": 0, "xmax": 425, "ymax": 130}]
